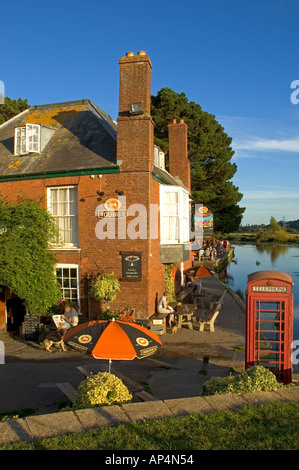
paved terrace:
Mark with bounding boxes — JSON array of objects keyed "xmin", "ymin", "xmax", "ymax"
[{"xmin": 0, "ymin": 274, "xmax": 298, "ymax": 446}]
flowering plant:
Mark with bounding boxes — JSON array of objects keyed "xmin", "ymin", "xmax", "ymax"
[
  {"xmin": 99, "ymin": 308, "xmax": 134, "ymax": 322},
  {"xmin": 202, "ymin": 365, "xmax": 283, "ymax": 396},
  {"xmin": 75, "ymin": 372, "xmax": 132, "ymax": 408}
]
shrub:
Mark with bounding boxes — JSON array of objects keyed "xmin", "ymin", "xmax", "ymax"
[
  {"xmin": 74, "ymin": 372, "xmax": 132, "ymax": 409},
  {"xmin": 202, "ymin": 366, "xmax": 283, "ymax": 396}
]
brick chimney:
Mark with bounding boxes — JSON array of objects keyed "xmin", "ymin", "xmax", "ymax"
[
  {"xmin": 168, "ymin": 118, "xmax": 191, "ymax": 191},
  {"xmin": 117, "ymin": 51, "xmax": 154, "ymax": 173}
]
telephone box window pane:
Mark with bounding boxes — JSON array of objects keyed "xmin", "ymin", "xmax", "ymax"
[
  {"xmin": 256, "ymin": 352, "xmax": 280, "ymax": 361},
  {"xmin": 258, "ymin": 362, "xmax": 279, "ymax": 371},
  {"xmin": 260, "ymin": 311, "xmax": 280, "ymax": 321},
  {"xmin": 259, "ymin": 321, "xmax": 280, "ymax": 332},
  {"xmin": 260, "ymin": 301, "xmax": 280, "ymax": 310},
  {"xmin": 258, "ymin": 331, "xmax": 280, "ymax": 341}
]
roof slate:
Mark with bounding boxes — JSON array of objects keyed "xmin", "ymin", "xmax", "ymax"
[{"xmin": 0, "ymin": 99, "xmax": 117, "ymax": 178}]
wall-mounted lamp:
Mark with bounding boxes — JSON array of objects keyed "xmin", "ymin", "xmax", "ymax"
[
  {"xmin": 115, "ymin": 190, "xmax": 124, "ymax": 196},
  {"xmin": 128, "ymin": 102, "xmax": 143, "ymax": 116}
]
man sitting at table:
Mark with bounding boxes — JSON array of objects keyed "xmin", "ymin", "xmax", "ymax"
[
  {"xmin": 185, "ymin": 275, "xmax": 202, "ymax": 295},
  {"xmin": 157, "ymin": 292, "xmax": 175, "ymax": 327}
]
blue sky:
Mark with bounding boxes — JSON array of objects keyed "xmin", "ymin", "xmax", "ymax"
[{"xmin": 1, "ymin": 0, "xmax": 299, "ymax": 225}]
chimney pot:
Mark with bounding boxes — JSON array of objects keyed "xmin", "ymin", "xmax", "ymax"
[
  {"xmin": 126, "ymin": 52, "xmax": 134, "ymax": 57},
  {"xmin": 138, "ymin": 50, "xmax": 146, "ymax": 56},
  {"xmin": 180, "ymin": 118, "xmax": 184, "ymax": 123},
  {"xmin": 172, "ymin": 117, "xmax": 177, "ymax": 124}
]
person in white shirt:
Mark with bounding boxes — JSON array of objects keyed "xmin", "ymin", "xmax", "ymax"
[
  {"xmin": 61, "ymin": 303, "xmax": 79, "ymax": 328},
  {"xmin": 157, "ymin": 292, "xmax": 175, "ymax": 326}
]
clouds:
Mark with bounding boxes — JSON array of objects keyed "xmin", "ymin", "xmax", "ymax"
[
  {"xmin": 244, "ymin": 188, "xmax": 299, "ymax": 200},
  {"xmin": 216, "ymin": 114, "xmax": 299, "ymax": 224},
  {"xmin": 233, "ymin": 137, "xmax": 299, "ymax": 153},
  {"xmin": 218, "ymin": 114, "xmax": 299, "ymax": 157}
]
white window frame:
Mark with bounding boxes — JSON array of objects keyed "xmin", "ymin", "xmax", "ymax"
[
  {"xmin": 47, "ymin": 185, "xmax": 79, "ymax": 248},
  {"xmin": 55, "ymin": 263, "xmax": 81, "ymax": 310},
  {"xmin": 14, "ymin": 124, "xmax": 40, "ymax": 155},
  {"xmin": 160, "ymin": 185, "xmax": 190, "ymax": 244}
]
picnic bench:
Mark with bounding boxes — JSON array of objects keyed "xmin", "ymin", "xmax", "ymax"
[
  {"xmin": 149, "ymin": 312, "xmax": 168, "ymax": 335},
  {"xmin": 176, "ymin": 304, "xmax": 197, "ymax": 329},
  {"xmin": 176, "ymin": 285, "xmax": 197, "ymax": 303},
  {"xmin": 209, "ymin": 289, "xmax": 226, "ymax": 310},
  {"xmin": 192, "ymin": 305, "xmax": 220, "ymax": 332},
  {"xmin": 77, "ymin": 365, "xmax": 158, "ymax": 402},
  {"xmin": 56, "ymin": 382, "xmax": 77, "ymax": 403}
]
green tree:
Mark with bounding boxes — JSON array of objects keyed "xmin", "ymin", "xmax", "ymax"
[
  {"xmin": 151, "ymin": 88, "xmax": 245, "ymax": 233},
  {"xmin": 256, "ymin": 216, "xmax": 289, "ymax": 243},
  {"xmin": 0, "ymin": 196, "xmax": 61, "ymax": 314},
  {"xmin": 0, "ymin": 97, "xmax": 30, "ymax": 124}
]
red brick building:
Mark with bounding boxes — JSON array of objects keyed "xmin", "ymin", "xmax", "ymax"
[{"xmin": 0, "ymin": 51, "xmax": 192, "ymax": 330}]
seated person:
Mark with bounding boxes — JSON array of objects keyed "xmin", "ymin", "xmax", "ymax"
[
  {"xmin": 185, "ymin": 275, "xmax": 202, "ymax": 294},
  {"xmin": 61, "ymin": 302, "xmax": 79, "ymax": 328},
  {"xmin": 157, "ymin": 292, "xmax": 175, "ymax": 326}
]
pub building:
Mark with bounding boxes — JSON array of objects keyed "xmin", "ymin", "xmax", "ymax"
[{"xmin": 0, "ymin": 51, "xmax": 193, "ymax": 331}]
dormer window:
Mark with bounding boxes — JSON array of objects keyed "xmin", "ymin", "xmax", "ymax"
[{"xmin": 14, "ymin": 124, "xmax": 40, "ymax": 155}]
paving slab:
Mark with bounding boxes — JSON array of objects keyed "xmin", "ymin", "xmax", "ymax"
[
  {"xmin": 274, "ymin": 385, "xmax": 299, "ymax": 401},
  {"xmin": 0, "ymin": 419, "xmax": 32, "ymax": 445},
  {"xmin": 202, "ymin": 393, "xmax": 249, "ymax": 411},
  {"xmin": 24, "ymin": 411, "xmax": 84, "ymax": 440},
  {"xmin": 240, "ymin": 390, "xmax": 283, "ymax": 406},
  {"xmin": 164, "ymin": 396, "xmax": 214, "ymax": 416},
  {"xmin": 75, "ymin": 405, "xmax": 131, "ymax": 430},
  {"xmin": 121, "ymin": 400, "xmax": 173, "ymax": 422}
]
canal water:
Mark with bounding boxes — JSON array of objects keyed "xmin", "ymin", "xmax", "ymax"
[{"xmin": 221, "ymin": 243, "xmax": 299, "ymax": 341}]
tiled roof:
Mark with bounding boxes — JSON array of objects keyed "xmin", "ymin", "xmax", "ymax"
[{"xmin": 0, "ymin": 99, "xmax": 117, "ymax": 179}]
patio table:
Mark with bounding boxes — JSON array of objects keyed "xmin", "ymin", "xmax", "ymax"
[{"xmin": 176, "ymin": 304, "xmax": 197, "ymax": 329}]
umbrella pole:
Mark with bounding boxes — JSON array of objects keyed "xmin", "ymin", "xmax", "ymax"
[{"xmin": 108, "ymin": 359, "xmax": 112, "ymax": 373}]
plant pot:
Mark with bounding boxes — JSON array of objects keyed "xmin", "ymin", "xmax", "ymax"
[{"xmin": 98, "ymin": 300, "xmax": 111, "ymax": 316}]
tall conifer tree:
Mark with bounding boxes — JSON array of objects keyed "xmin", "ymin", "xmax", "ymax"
[{"xmin": 151, "ymin": 88, "xmax": 245, "ymax": 233}]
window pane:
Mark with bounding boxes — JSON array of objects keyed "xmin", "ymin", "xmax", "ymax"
[{"xmin": 26, "ymin": 124, "xmax": 40, "ymax": 152}]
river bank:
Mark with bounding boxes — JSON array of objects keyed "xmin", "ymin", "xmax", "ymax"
[{"xmin": 227, "ymin": 232, "xmax": 299, "ymax": 243}]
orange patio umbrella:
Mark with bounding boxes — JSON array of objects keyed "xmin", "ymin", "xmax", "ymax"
[
  {"xmin": 183, "ymin": 265, "xmax": 211, "ymax": 277},
  {"xmin": 64, "ymin": 319, "xmax": 162, "ymax": 372},
  {"xmin": 194, "ymin": 266, "xmax": 211, "ymax": 277}
]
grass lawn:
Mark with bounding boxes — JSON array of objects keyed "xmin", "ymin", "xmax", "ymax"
[{"xmin": 1, "ymin": 401, "xmax": 299, "ymax": 451}]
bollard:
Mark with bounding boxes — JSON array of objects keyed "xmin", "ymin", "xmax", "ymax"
[{"xmin": 199, "ymin": 355, "xmax": 209, "ymax": 375}]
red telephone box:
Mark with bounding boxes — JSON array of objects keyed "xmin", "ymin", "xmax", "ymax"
[{"xmin": 246, "ymin": 271, "xmax": 293, "ymax": 384}]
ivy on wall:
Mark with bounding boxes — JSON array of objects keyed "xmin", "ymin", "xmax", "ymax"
[{"xmin": 0, "ymin": 196, "xmax": 61, "ymax": 315}]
